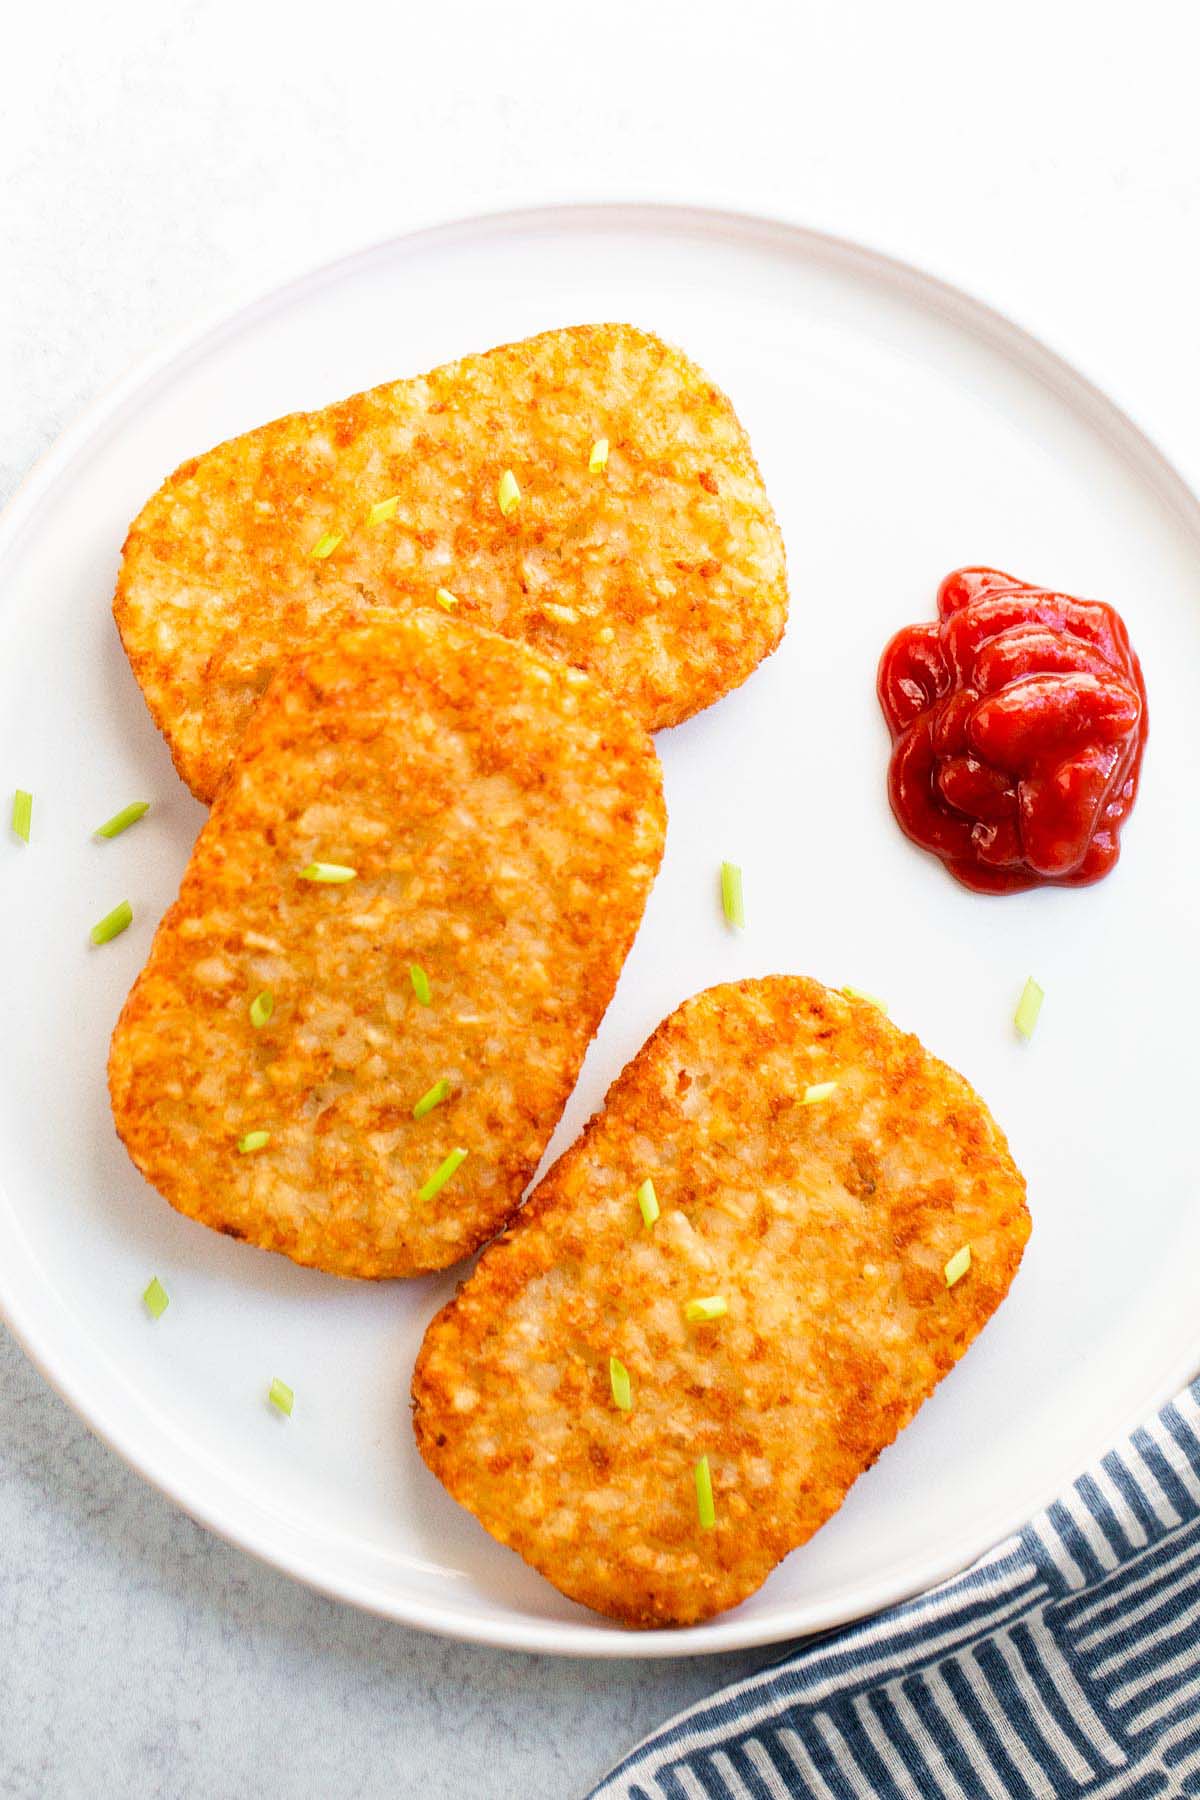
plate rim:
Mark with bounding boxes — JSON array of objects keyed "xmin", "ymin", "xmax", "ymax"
[{"xmin": 2, "ymin": 195, "xmax": 1198, "ymax": 1659}]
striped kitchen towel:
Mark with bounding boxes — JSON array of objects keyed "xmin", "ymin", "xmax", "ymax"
[{"xmin": 590, "ymin": 1381, "xmax": 1200, "ymax": 1799}]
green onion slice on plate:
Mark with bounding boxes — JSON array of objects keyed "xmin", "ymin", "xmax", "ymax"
[
  {"xmin": 95, "ymin": 801, "xmax": 149, "ymax": 839},
  {"xmin": 1014, "ymin": 977, "xmax": 1044, "ymax": 1040},
  {"xmin": 90, "ymin": 900, "xmax": 132, "ymax": 945},
  {"xmin": 142, "ymin": 1277, "xmax": 169, "ymax": 1319},
  {"xmin": 841, "ymin": 985, "xmax": 887, "ymax": 1012},
  {"xmin": 12, "ymin": 789, "xmax": 32, "ymax": 843},
  {"xmin": 720, "ymin": 861, "xmax": 745, "ymax": 928}
]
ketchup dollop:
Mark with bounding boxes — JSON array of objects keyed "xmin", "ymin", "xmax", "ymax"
[{"xmin": 877, "ymin": 567, "xmax": 1147, "ymax": 894}]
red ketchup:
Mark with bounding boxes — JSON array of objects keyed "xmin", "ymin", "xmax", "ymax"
[{"xmin": 877, "ymin": 568, "xmax": 1147, "ymax": 894}]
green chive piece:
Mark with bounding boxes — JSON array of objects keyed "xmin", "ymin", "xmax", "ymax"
[
  {"xmin": 368, "ymin": 495, "xmax": 400, "ymax": 524},
  {"xmin": 945, "ymin": 1244, "xmax": 972, "ymax": 1288},
  {"xmin": 298, "ymin": 862, "xmax": 357, "ymax": 883},
  {"xmin": 497, "ymin": 469, "xmax": 521, "ymax": 517},
  {"xmin": 310, "ymin": 530, "xmax": 343, "ymax": 559},
  {"xmin": 720, "ymin": 861, "xmax": 745, "ymax": 928},
  {"xmin": 802, "ymin": 1081, "xmax": 838, "ymax": 1106},
  {"xmin": 410, "ymin": 963, "xmax": 432, "ymax": 1006},
  {"xmin": 412, "ymin": 1078, "xmax": 450, "ymax": 1120},
  {"xmin": 435, "ymin": 587, "xmax": 459, "ymax": 611},
  {"xmin": 418, "ymin": 1147, "xmax": 468, "ymax": 1203},
  {"xmin": 685, "ymin": 1295, "xmax": 728, "ymax": 1324},
  {"xmin": 238, "ymin": 1130, "xmax": 271, "ymax": 1154},
  {"xmin": 268, "ymin": 1377, "xmax": 294, "ymax": 1416},
  {"xmin": 636, "ymin": 1177, "xmax": 660, "ymax": 1228},
  {"xmin": 1014, "ymin": 977, "xmax": 1044, "ymax": 1040},
  {"xmin": 12, "ymin": 789, "xmax": 32, "ymax": 843},
  {"xmin": 589, "ymin": 438, "xmax": 610, "ymax": 474},
  {"xmin": 609, "ymin": 1355, "xmax": 632, "ymax": 1412},
  {"xmin": 249, "ymin": 989, "xmax": 275, "ymax": 1029},
  {"xmin": 841, "ymin": 985, "xmax": 888, "ymax": 1013},
  {"xmin": 142, "ymin": 1277, "xmax": 169, "ymax": 1320},
  {"xmin": 90, "ymin": 900, "xmax": 133, "ymax": 945},
  {"xmin": 95, "ymin": 800, "xmax": 149, "ymax": 839},
  {"xmin": 695, "ymin": 1455, "xmax": 716, "ymax": 1530}
]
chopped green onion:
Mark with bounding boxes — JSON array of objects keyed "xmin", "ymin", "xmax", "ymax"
[
  {"xmin": 802, "ymin": 1081, "xmax": 838, "ymax": 1106},
  {"xmin": 418, "ymin": 1146, "xmax": 468, "ymax": 1203},
  {"xmin": 589, "ymin": 438, "xmax": 610, "ymax": 474},
  {"xmin": 636, "ymin": 1177, "xmax": 660, "ymax": 1228},
  {"xmin": 310, "ymin": 530, "xmax": 343, "ymax": 559},
  {"xmin": 497, "ymin": 469, "xmax": 521, "ymax": 517},
  {"xmin": 298, "ymin": 861, "xmax": 357, "ymax": 883},
  {"xmin": 543, "ymin": 601, "xmax": 579, "ymax": 626},
  {"xmin": 609, "ymin": 1354, "xmax": 632, "ymax": 1412},
  {"xmin": 695, "ymin": 1454, "xmax": 716, "ymax": 1529},
  {"xmin": 142, "ymin": 1277, "xmax": 169, "ymax": 1320},
  {"xmin": 720, "ymin": 861, "xmax": 745, "ymax": 928},
  {"xmin": 435, "ymin": 587, "xmax": 459, "ymax": 611},
  {"xmin": 410, "ymin": 963, "xmax": 432, "ymax": 1006},
  {"xmin": 268, "ymin": 1377, "xmax": 294, "ymax": 1416},
  {"xmin": 841, "ymin": 985, "xmax": 887, "ymax": 1013},
  {"xmin": 368, "ymin": 495, "xmax": 400, "ymax": 524},
  {"xmin": 11, "ymin": 789, "xmax": 32, "ymax": 843},
  {"xmin": 1014, "ymin": 977, "xmax": 1044, "ymax": 1040},
  {"xmin": 238, "ymin": 1130, "xmax": 271, "ymax": 1154},
  {"xmin": 412, "ymin": 1078, "xmax": 450, "ymax": 1120},
  {"xmin": 249, "ymin": 989, "xmax": 275, "ymax": 1029},
  {"xmin": 685, "ymin": 1295, "xmax": 728, "ymax": 1324},
  {"xmin": 95, "ymin": 800, "xmax": 149, "ymax": 839},
  {"xmin": 90, "ymin": 900, "xmax": 132, "ymax": 945},
  {"xmin": 945, "ymin": 1244, "xmax": 972, "ymax": 1288}
]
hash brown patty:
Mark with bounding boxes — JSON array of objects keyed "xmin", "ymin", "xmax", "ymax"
[
  {"xmin": 107, "ymin": 613, "xmax": 666, "ymax": 1279},
  {"xmin": 412, "ymin": 977, "xmax": 1030, "ymax": 1624},
  {"xmin": 114, "ymin": 323, "xmax": 789, "ymax": 801}
]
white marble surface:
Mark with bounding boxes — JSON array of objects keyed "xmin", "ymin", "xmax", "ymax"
[{"xmin": 3, "ymin": 3, "xmax": 1199, "ymax": 1795}]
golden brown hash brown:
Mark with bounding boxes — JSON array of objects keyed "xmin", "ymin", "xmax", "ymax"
[
  {"xmin": 412, "ymin": 977, "xmax": 1030, "ymax": 1626},
  {"xmin": 107, "ymin": 614, "xmax": 666, "ymax": 1279},
  {"xmin": 115, "ymin": 322, "xmax": 789, "ymax": 801}
]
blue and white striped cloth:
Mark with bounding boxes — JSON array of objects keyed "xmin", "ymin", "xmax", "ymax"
[{"xmin": 590, "ymin": 1381, "xmax": 1200, "ymax": 1799}]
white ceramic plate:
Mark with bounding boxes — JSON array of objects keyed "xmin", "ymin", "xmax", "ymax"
[{"xmin": 3, "ymin": 203, "xmax": 1199, "ymax": 1658}]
